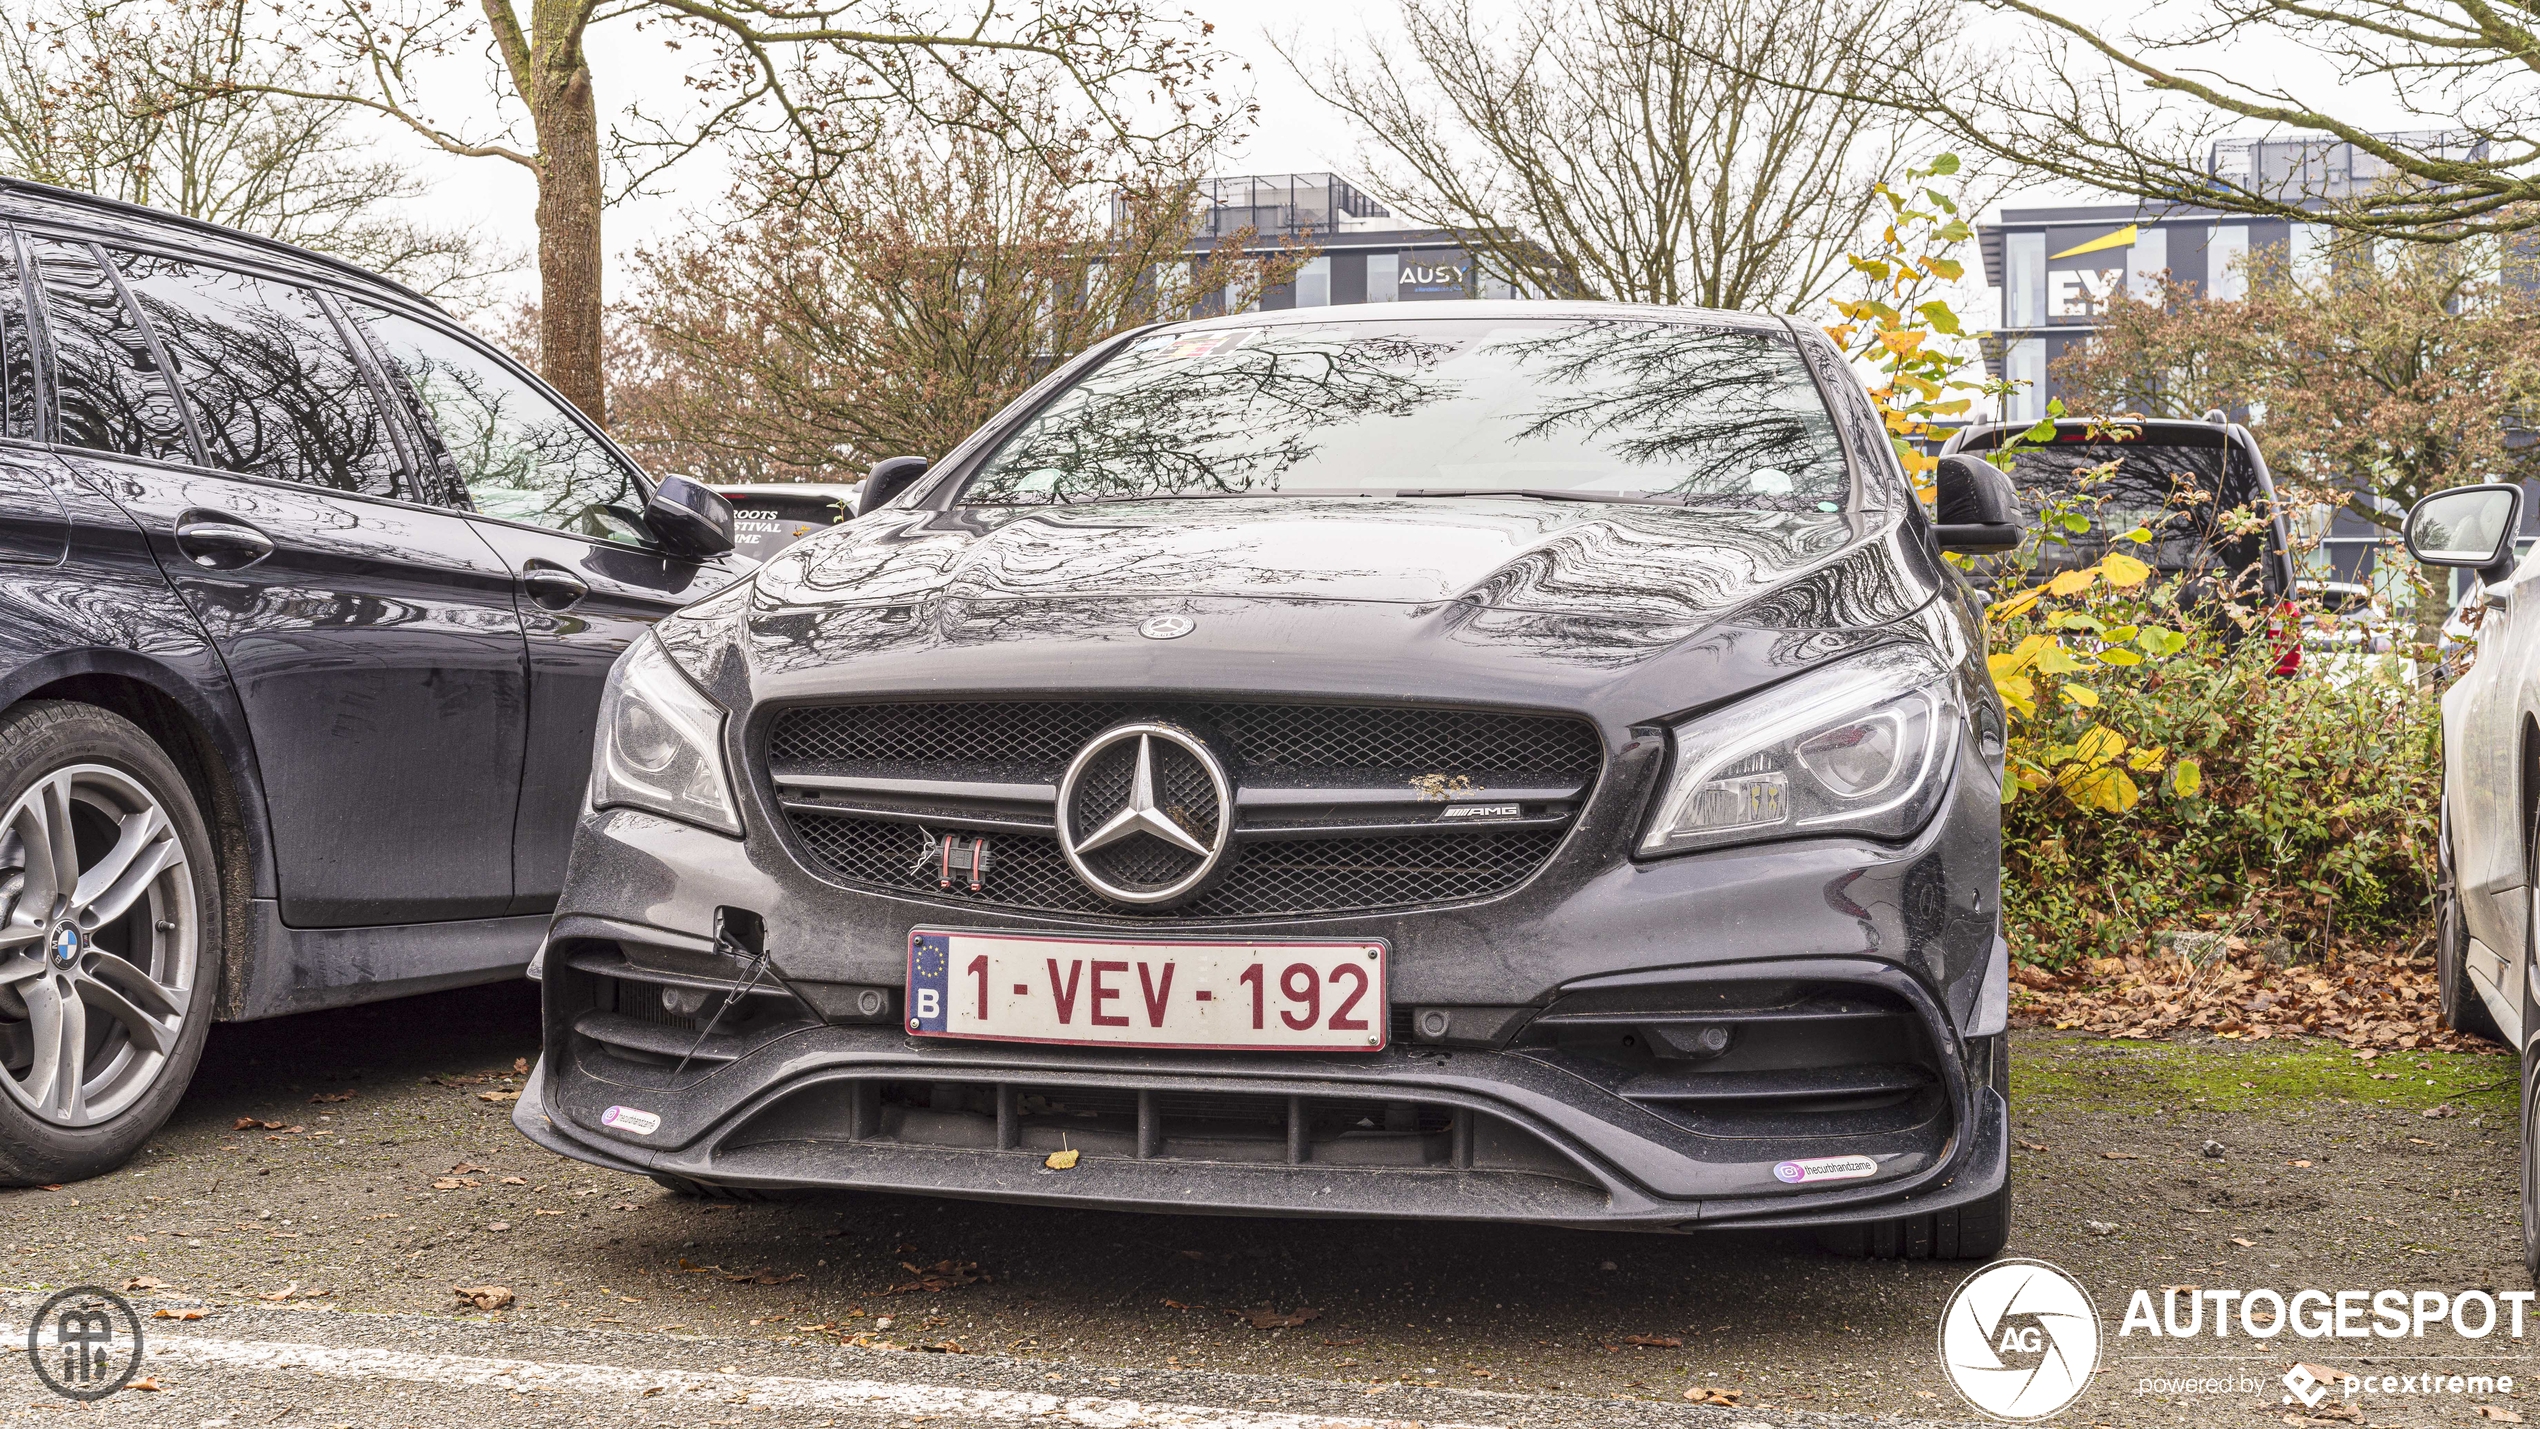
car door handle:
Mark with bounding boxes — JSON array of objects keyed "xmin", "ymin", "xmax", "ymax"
[
  {"xmin": 521, "ymin": 568, "xmax": 590, "ymax": 611},
  {"xmin": 173, "ymin": 518, "xmax": 274, "ymax": 569}
]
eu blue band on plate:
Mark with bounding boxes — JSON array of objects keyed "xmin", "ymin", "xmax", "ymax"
[{"xmin": 909, "ymin": 932, "xmax": 952, "ymax": 1032}]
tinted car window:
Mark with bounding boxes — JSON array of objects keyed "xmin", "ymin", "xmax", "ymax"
[
  {"xmin": 109, "ymin": 252, "xmax": 401, "ymax": 497},
  {"xmin": 0, "ymin": 233, "xmax": 34, "ymax": 440},
  {"xmin": 354, "ymin": 305, "xmax": 645, "ymax": 544},
  {"xmin": 962, "ymin": 318, "xmax": 1850, "ymax": 509},
  {"xmin": 1998, "ymin": 438, "xmax": 2265, "ymax": 581},
  {"xmin": 26, "ymin": 237, "xmax": 191, "ymax": 463}
]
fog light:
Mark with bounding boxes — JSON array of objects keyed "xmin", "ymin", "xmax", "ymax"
[
  {"xmin": 662, "ymin": 985, "xmax": 712, "ymax": 1018},
  {"xmin": 1415, "ymin": 1008, "xmax": 1451, "ymax": 1041}
]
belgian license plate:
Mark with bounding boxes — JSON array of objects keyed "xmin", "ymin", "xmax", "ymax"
[{"xmin": 906, "ymin": 929, "xmax": 1387, "ymax": 1051}]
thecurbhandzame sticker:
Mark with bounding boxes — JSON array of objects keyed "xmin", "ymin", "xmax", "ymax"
[
  {"xmin": 1774, "ymin": 1154, "xmax": 1879, "ymax": 1184},
  {"xmin": 600, "ymin": 1105, "xmax": 661, "ymax": 1136}
]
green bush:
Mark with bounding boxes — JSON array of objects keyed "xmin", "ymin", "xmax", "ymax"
[{"xmin": 1993, "ymin": 576, "xmax": 2438, "ymax": 966}]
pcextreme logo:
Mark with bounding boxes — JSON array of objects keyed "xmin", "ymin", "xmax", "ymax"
[{"xmin": 1938, "ymin": 1259, "xmax": 2103, "ymax": 1421}]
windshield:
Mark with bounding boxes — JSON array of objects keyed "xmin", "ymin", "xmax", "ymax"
[{"xmin": 958, "ymin": 318, "xmax": 1851, "ymax": 510}]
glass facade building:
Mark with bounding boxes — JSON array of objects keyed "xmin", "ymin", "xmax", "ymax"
[{"xmin": 1155, "ymin": 173, "xmax": 1536, "ymax": 310}]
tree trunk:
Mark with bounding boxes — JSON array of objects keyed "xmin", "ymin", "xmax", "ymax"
[{"xmin": 519, "ymin": 4, "xmax": 606, "ymax": 424}]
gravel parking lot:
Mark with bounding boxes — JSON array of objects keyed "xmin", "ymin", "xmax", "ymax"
[{"xmin": 0, "ymin": 981, "xmax": 2531, "ymax": 1426}]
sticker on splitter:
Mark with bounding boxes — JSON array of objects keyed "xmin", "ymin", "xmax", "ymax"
[
  {"xmin": 1773, "ymin": 1154, "xmax": 1879, "ymax": 1184},
  {"xmin": 600, "ymin": 1105, "xmax": 661, "ymax": 1136}
]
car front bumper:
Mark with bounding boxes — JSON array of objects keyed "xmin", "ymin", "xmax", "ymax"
[{"xmin": 520, "ymin": 741, "xmax": 2009, "ymax": 1231}]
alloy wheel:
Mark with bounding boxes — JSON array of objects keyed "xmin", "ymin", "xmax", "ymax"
[{"xmin": 0, "ymin": 764, "xmax": 196, "ymax": 1126}]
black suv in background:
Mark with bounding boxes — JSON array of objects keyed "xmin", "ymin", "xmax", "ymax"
[{"xmin": 0, "ymin": 178, "xmax": 741, "ymax": 1182}]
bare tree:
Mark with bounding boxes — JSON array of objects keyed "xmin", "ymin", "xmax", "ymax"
[
  {"xmin": 1281, "ymin": 0, "xmax": 1956, "ymax": 311},
  {"xmin": 1844, "ymin": 0, "xmax": 2540, "ymax": 241},
  {"xmin": 0, "ymin": 0, "xmax": 504, "ymax": 303},
  {"xmin": 197, "ymin": 0, "xmax": 1231, "ymax": 425},
  {"xmin": 607, "ymin": 107, "xmax": 1297, "ymax": 481}
]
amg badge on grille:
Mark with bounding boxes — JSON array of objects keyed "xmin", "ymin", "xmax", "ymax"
[{"xmin": 1055, "ymin": 722, "xmax": 1232, "ymax": 905}]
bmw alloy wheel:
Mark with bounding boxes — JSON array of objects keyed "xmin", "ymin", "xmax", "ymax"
[{"xmin": 0, "ymin": 764, "xmax": 196, "ymax": 1126}]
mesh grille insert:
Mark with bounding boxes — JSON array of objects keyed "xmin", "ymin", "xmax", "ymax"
[
  {"xmin": 786, "ymin": 814, "xmax": 1564, "ymax": 919},
  {"xmin": 768, "ymin": 701, "xmax": 1602, "ymax": 780},
  {"xmin": 767, "ymin": 699, "xmax": 1599, "ymax": 919}
]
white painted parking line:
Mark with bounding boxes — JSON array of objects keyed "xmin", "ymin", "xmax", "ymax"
[{"xmin": 133, "ymin": 1334, "xmax": 1503, "ymax": 1429}]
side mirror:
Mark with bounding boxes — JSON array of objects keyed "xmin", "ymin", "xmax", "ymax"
[
  {"xmin": 1932, "ymin": 454, "xmax": 2022, "ymax": 554},
  {"xmin": 858, "ymin": 455, "xmax": 931, "ymax": 517},
  {"xmin": 2405, "ymin": 485, "xmax": 2521, "ymax": 586},
  {"xmin": 643, "ymin": 474, "xmax": 737, "ymax": 558}
]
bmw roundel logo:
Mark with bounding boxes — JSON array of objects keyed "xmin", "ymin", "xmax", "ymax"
[
  {"xmin": 47, "ymin": 924, "xmax": 80, "ymax": 968},
  {"xmin": 1138, "ymin": 614, "xmax": 1195, "ymax": 640}
]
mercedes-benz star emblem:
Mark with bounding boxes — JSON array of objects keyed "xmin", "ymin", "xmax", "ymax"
[
  {"xmin": 1138, "ymin": 615, "xmax": 1195, "ymax": 640},
  {"xmin": 1056, "ymin": 721, "xmax": 1232, "ymax": 905}
]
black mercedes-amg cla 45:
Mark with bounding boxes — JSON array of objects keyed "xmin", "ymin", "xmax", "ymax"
[{"xmin": 516, "ymin": 301, "xmax": 2025, "ymax": 1258}]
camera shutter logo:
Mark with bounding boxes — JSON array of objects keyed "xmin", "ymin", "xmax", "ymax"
[
  {"xmin": 27, "ymin": 1285, "xmax": 143, "ymax": 1401},
  {"xmin": 1937, "ymin": 1259, "xmax": 2101, "ymax": 1421}
]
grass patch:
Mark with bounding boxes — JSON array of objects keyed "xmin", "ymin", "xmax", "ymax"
[{"xmin": 2012, "ymin": 1032, "xmax": 2516, "ymax": 1115}]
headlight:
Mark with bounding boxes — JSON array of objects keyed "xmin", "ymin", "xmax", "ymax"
[
  {"xmin": 590, "ymin": 632, "xmax": 742, "ymax": 835},
  {"xmin": 1639, "ymin": 645, "xmax": 1959, "ymax": 856}
]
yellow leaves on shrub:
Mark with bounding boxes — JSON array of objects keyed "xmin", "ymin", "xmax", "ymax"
[
  {"xmin": 2126, "ymin": 743, "xmax": 2166, "ymax": 773},
  {"xmin": 2099, "ymin": 552, "xmax": 2152, "ymax": 587},
  {"xmin": 1995, "ymin": 674, "xmax": 2036, "ymax": 716},
  {"xmin": 2171, "ymin": 757, "xmax": 2203, "ymax": 798},
  {"xmin": 2046, "ymin": 568, "xmax": 2096, "ymax": 597},
  {"xmin": 2060, "ymin": 684, "xmax": 2099, "ymax": 708},
  {"xmin": 2071, "ymin": 725, "xmax": 2126, "ymax": 766},
  {"xmin": 2034, "ymin": 643, "xmax": 2088, "ymax": 675},
  {"xmin": 2096, "ymin": 646, "xmax": 2144, "ymax": 666},
  {"xmin": 2060, "ymin": 764, "xmax": 2140, "ymax": 813}
]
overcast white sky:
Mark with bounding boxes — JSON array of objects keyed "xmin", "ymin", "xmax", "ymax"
[{"xmin": 386, "ymin": 0, "xmax": 2440, "ymax": 328}]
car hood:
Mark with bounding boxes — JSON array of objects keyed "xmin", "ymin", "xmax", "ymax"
[
  {"xmin": 750, "ymin": 498, "xmax": 1864, "ymax": 615},
  {"xmin": 669, "ymin": 497, "xmax": 1944, "ymax": 717}
]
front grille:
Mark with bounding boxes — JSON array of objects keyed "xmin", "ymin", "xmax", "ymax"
[
  {"xmin": 787, "ymin": 812, "xmax": 1563, "ymax": 919},
  {"xmin": 766, "ymin": 699, "xmax": 1600, "ymax": 919},
  {"xmin": 768, "ymin": 701, "xmax": 1602, "ymax": 780}
]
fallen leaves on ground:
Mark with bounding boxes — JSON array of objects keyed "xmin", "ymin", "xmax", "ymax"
[
  {"xmin": 257, "ymin": 1282, "xmax": 329, "ymax": 1302},
  {"xmin": 1685, "ymin": 1387, "xmax": 1743, "ymax": 1406},
  {"xmin": 129, "ymin": 1378, "xmax": 165, "ymax": 1391},
  {"xmin": 232, "ymin": 1118, "xmax": 283, "ymax": 1131},
  {"xmin": 1044, "ymin": 1149, "xmax": 1079, "ymax": 1170},
  {"xmin": 1222, "ymin": 1304, "xmax": 1322, "ymax": 1330},
  {"xmin": 1621, "ymin": 1334, "xmax": 1683, "ymax": 1349},
  {"xmin": 2011, "ymin": 942, "xmax": 2501, "ymax": 1051},
  {"xmin": 152, "ymin": 1309, "xmax": 205, "ymax": 1321},
  {"xmin": 451, "ymin": 1285, "xmax": 514, "ymax": 1311},
  {"xmin": 887, "ymin": 1260, "xmax": 987, "ymax": 1294},
  {"xmin": 2475, "ymin": 1407, "xmax": 2525, "ymax": 1423},
  {"xmin": 477, "ymin": 1089, "xmax": 520, "ymax": 1103},
  {"xmin": 122, "ymin": 1276, "xmax": 166, "ymax": 1294},
  {"xmin": 675, "ymin": 1258, "xmax": 805, "ymax": 1286},
  {"xmin": 513, "ymin": 1058, "xmax": 529, "ymax": 1073},
  {"xmin": 308, "ymin": 1091, "xmax": 355, "ymax": 1104}
]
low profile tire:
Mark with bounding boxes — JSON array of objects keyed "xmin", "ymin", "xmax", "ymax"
[
  {"xmin": 0, "ymin": 701, "xmax": 218, "ymax": 1187},
  {"xmin": 1817, "ymin": 1035, "xmax": 2013, "ymax": 1261},
  {"xmin": 2438, "ymin": 814, "xmax": 2504, "ymax": 1043}
]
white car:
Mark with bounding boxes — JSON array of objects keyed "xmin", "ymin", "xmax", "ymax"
[{"xmin": 2406, "ymin": 484, "xmax": 2537, "ymax": 1276}]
